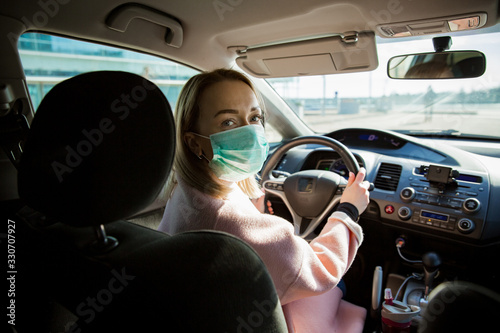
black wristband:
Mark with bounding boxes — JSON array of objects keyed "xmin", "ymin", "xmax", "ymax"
[{"xmin": 337, "ymin": 202, "xmax": 359, "ymax": 221}]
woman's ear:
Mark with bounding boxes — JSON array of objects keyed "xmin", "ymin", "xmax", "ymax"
[{"xmin": 184, "ymin": 132, "xmax": 202, "ymax": 157}]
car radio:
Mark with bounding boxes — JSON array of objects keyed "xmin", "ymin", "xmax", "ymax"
[{"xmin": 379, "ymin": 164, "xmax": 488, "ymax": 240}]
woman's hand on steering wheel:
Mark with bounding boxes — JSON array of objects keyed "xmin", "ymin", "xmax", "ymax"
[{"xmin": 341, "ymin": 167, "xmax": 371, "ymax": 215}]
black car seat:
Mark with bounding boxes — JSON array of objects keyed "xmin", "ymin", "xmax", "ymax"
[{"xmin": 14, "ymin": 71, "xmax": 288, "ymax": 333}]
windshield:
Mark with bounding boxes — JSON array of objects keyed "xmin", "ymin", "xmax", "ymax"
[{"xmin": 266, "ymin": 31, "xmax": 500, "ymax": 139}]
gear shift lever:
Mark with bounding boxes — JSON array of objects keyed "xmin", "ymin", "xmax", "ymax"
[{"xmin": 422, "ymin": 252, "xmax": 441, "ymax": 299}]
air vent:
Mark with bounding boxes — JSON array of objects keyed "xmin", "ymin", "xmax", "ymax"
[{"xmin": 375, "ymin": 163, "xmax": 402, "ymax": 191}]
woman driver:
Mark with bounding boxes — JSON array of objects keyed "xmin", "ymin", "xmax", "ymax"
[{"xmin": 158, "ymin": 68, "xmax": 370, "ymax": 332}]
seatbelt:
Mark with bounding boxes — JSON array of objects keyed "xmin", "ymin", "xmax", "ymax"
[{"xmin": 0, "ymin": 106, "xmax": 30, "ymax": 169}]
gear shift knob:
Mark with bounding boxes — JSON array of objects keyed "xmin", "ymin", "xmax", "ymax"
[{"xmin": 422, "ymin": 252, "xmax": 441, "ymax": 298}]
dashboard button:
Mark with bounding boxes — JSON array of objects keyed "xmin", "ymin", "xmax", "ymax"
[
  {"xmin": 428, "ymin": 195, "xmax": 439, "ymax": 205},
  {"xmin": 440, "ymin": 197, "xmax": 451, "ymax": 207},
  {"xmin": 416, "ymin": 193, "xmax": 428, "ymax": 202},
  {"xmin": 398, "ymin": 206, "xmax": 412, "ymax": 221},
  {"xmin": 385, "ymin": 205, "xmax": 395, "ymax": 214},
  {"xmin": 458, "ymin": 218, "xmax": 475, "ymax": 234},
  {"xmin": 463, "ymin": 198, "xmax": 481, "ymax": 213},
  {"xmin": 264, "ymin": 182, "xmax": 284, "ymax": 191},
  {"xmin": 400, "ymin": 187, "xmax": 416, "ymax": 202}
]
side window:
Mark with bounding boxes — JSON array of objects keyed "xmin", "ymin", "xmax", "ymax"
[
  {"xmin": 18, "ymin": 33, "xmax": 199, "ymax": 110},
  {"xmin": 18, "ymin": 33, "xmax": 282, "ymax": 143}
]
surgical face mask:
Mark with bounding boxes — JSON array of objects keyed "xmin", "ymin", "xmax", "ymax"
[{"xmin": 194, "ymin": 125, "xmax": 269, "ymax": 182}]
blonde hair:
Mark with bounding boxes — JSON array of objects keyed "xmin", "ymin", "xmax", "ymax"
[{"xmin": 164, "ymin": 68, "xmax": 266, "ymax": 200}]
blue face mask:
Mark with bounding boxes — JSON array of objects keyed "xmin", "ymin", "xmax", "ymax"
[{"xmin": 195, "ymin": 125, "xmax": 269, "ymax": 182}]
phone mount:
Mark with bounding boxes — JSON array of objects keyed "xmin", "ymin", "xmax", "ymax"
[{"xmin": 419, "ymin": 164, "xmax": 459, "ymax": 193}]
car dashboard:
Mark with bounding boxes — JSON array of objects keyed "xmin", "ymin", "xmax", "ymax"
[{"xmin": 271, "ymin": 128, "xmax": 500, "ymax": 246}]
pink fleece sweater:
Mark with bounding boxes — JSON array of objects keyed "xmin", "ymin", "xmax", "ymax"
[{"xmin": 158, "ymin": 177, "xmax": 367, "ymax": 332}]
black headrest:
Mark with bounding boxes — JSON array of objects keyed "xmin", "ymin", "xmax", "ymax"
[{"xmin": 18, "ymin": 71, "xmax": 175, "ymax": 227}]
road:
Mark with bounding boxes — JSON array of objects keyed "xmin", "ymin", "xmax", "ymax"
[{"xmin": 302, "ymin": 104, "xmax": 500, "ymax": 138}]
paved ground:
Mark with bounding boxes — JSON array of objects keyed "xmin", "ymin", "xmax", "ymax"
[{"xmin": 301, "ymin": 104, "xmax": 500, "ymax": 138}]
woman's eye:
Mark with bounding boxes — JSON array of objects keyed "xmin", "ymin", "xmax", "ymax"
[
  {"xmin": 221, "ymin": 119, "xmax": 236, "ymax": 127},
  {"xmin": 250, "ymin": 114, "xmax": 263, "ymax": 123}
]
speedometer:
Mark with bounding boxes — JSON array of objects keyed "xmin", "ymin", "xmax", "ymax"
[{"xmin": 330, "ymin": 159, "xmax": 349, "ymax": 179}]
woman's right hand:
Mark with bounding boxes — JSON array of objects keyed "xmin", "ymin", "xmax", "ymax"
[{"xmin": 340, "ymin": 167, "xmax": 370, "ymax": 214}]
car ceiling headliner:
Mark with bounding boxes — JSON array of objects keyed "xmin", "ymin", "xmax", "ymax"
[{"xmin": 1, "ymin": 0, "xmax": 499, "ymax": 71}]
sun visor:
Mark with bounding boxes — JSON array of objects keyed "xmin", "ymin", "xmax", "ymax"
[{"xmin": 234, "ymin": 32, "xmax": 378, "ymax": 78}]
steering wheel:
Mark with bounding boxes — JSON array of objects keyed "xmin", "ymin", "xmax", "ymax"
[{"xmin": 261, "ymin": 135, "xmax": 363, "ymax": 238}]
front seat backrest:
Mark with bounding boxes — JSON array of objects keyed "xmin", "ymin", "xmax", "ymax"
[{"xmin": 15, "ymin": 71, "xmax": 288, "ymax": 333}]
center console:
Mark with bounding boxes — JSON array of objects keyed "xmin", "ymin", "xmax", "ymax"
[
  {"xmin": 378, "ymin": 164, "xmax": 489, "ymax": 240},
  {"xmin": 371, "ymin": 238, "xmax": 500, "ymax": 333}
]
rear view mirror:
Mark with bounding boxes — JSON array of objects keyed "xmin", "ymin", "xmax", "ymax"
[{"xmin": 387, "ymin": 51, "xmax": 485, "ymax": 79}]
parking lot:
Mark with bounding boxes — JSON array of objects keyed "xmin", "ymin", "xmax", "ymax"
[{"xmin": 302, "ymin": 103, "xmax": 500, "ymax": 137}]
